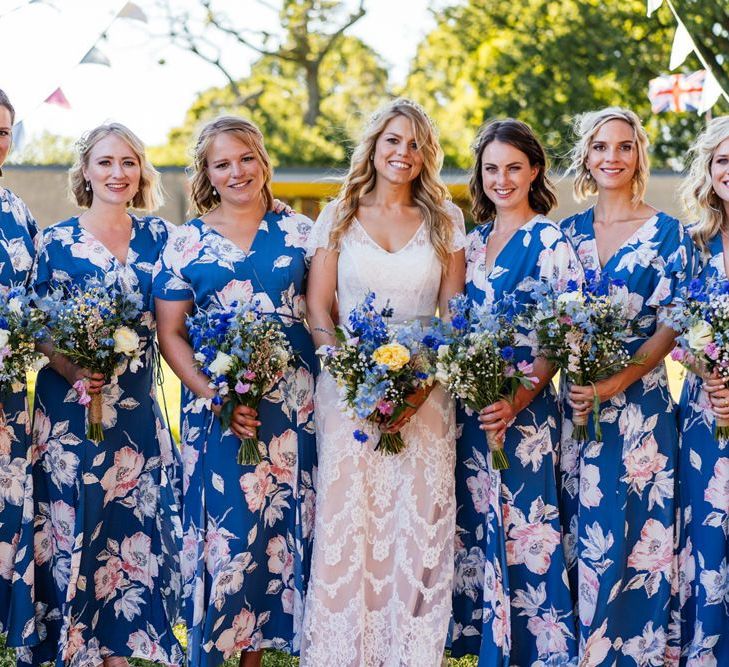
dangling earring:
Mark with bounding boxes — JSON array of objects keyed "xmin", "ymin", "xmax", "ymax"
[
  {"xmin": 85, "ymin": 180, "xmax": 91, "ymax": 191},
  {"xmin": 369, "ymin": 154, "xmax": 374, "ymax": 161},
  {"xmin": 212, "ymin": 187, "xmax": 218, "ymax": 197}
]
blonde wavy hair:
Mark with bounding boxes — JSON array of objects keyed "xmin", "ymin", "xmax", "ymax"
[
  {"xmin": 328, "ymin": 98, "xmax": 453, "ymax": 269},
  {"xmin": 569, "ymin": 106, "xmax": 650, "ymax": 204},
  {"xmin": 681, "ymin": 116, "xmax": 729, "ymax": 253},
  {"xmin": 189, "ymin": 116, "xmax": 274, "ymax": 216},
  {"xmin": 69, "ymin": 123, "xmax": 162, "ymax": 210}
]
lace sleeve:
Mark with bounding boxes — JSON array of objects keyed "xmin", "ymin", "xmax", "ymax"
[
  {"xmin": 307, "ymin": 201, "xmax": 339, "ymax": 257},
  {"xmin": 446, "ymin": 201, "xmax": 467, "ymax": 252}
]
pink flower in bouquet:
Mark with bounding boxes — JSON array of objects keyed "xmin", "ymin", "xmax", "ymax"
[
  {"xmin": 376, "ymin": 400, "xmax": 394, "ymax": 416},
  {"xmin": 243, "ymin": 370, "xmax": 256, "ymax": 380},
  {"xmin": 72, "ymin": 379, "xmax": 91, "ymax": 407},
  {"xmin": 504, "ymin": 365, "xmax": 516, "ymax": 378},
  {"xmin": 670, "ymin": 347, "xmax": 686, "ymax": 362},
  {"xmin": 705, "ymin": 341, "xmax": 720, "ymax": 361},
  {"xmin": 235, "ymin": 381, "xmax": 251, "ymax": 394},
  {"xmin": 517, "ymin": 360, "xmax": 539, "ymax": 384}
]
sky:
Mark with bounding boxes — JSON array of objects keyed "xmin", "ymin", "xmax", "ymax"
[{"xmin": 0, "ymin": 0, "xmax": 440, "ymax": 147}]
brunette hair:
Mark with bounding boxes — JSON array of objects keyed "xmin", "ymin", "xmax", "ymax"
[{"xmin": 469, "ymin": 119, "xmax": 557, "ymax": 223}]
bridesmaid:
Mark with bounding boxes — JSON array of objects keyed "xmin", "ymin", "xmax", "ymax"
[
  {"xmin": 450, "ymin": 119, "xmax": 579, "ymax": 666},
  {"xmin": 153, "ymin": 116, "xmax": 316, "ymax": 667},
  {"xmin": 0, "ymin": 89, "xmax": 37, "ymax": 648},
  {"xmin": 22, "ymin": 123, "xmax": 183, "ymax": 666},
  {"xmin": 675, "ymin": 116, "xmax": 729, "ymax": 665},
  {"xmin": 561, "ymin": 107, "xmax": 695, "ymax": 664}
]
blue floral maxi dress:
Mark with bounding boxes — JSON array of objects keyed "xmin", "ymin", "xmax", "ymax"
[
  {"xmin": 19, "ymin": 215, "xmax": 184, "ymax": 667},
  {"xmin": 0, "ymin": 187, "xmax": 37, "ymax": 647},
  {"xmin": 152, "ymin": 211, "xmax": 316, "ymax": 666},
  {"xmin": 560, "ymin": 208, "xmax": 695, "ymax": 666},
  {"xmin": 450, "ymin": 215, "xmax": 580, "ymax": 667},
  {"xmin": 675, "ymin": 234, "xmax": 729, "ymax": 665}
]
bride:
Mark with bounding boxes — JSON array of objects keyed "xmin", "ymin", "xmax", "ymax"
[{"xmin": 301, "ymin": 98, "xmax": 466, "ymax": 666}]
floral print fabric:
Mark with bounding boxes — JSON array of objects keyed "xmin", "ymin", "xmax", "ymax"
[
  {"xmin": 153, "ymin": 211, "xmax": 316, "ymax": 666},
  {"xmin": 450, "ymin": 214, "xmax": 580, "ymax": 667},
  {"xmin": 676, "ymin": 233, "xmax": 729, "ymax": 665},
  {"xmin": 560, "ymin": 208, "xmax": 696, "ymax": 665},
  {"xmin": 0, "ymin": 187, "xmax": 37, "ymax": 647},
  {"xmin": 19, "ymin": 215, "xmax": 184, "ymax": 667}
]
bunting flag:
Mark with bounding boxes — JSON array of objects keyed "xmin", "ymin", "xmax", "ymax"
[
  {"xmin": 699, "ymin": 69, "xmax": 723, "ymax": 115},
  {"xmin": 646, "ymin": 0, "xmax": 663, "ymax": 16},
  {"xmin": 11, "ymin": 120, "xmax": 25, "ymax": 151},
  {"xmin": 648, "ymin": 71, "xmax": 705, "ymax": 113},
  {"xmin": 117, "ymin": 1, "xmax": 147, "ymax": 22},
  {"xmin": 43, "ymin": 87, "xmax": 71, "ymax": 109},
  {"xmin": 647, "ymin": 0, "xmax": 728, "ymax": 112},
  {"xmin": 669, "ymin": 21, "xmax": 693, "ymax": 70},
  {"xmin": 80, "ymin": 46, "xmax": 111, "ymax": 66}
]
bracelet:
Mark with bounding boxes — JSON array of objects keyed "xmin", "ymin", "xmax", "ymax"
[{"xmin": 313, "ymin": 326, "xmax": 335, "ymax": 335}]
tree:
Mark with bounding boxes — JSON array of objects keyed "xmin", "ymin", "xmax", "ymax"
[
  {"xmin": 7, "ymin": 131, "xmax": 75, "ymax": 165},
  {"xmin": 149, "ymin": 33, "xmax": 390, "ymax": 166},
  {"xmin": 157, "ymin": 0, "xmax": 366, "ymax": 126},
  {"xmin": 403, "ymin": 0, "xmax": 725, "ymax": 169}
]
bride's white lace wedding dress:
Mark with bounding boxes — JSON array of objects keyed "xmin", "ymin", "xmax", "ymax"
[{"xmin": 300, "ymin": 201, "xmax": 466, "ymax": 667}]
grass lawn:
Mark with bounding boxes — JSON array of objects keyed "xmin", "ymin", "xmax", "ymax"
[{"xmin": 4, "ymin": 357, "xmax": 685, "ymax": 664}]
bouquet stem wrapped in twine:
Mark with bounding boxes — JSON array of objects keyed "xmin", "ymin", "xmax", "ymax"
[{"xmin": 88, "ymin": 393, "xmax": 104, "ymax": 443}]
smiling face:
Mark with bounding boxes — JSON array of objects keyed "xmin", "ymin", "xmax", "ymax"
[
  {"xmin": 82, "ymin": 133, "xmax": 141, "ymax": 207},
  {"xmin": 479, "ymin": 140, "xmax": 538, "ymax": 215},
  {"xmin": 711, "ymin": 137, "xmax": 729, "ymax": 212},
  {"xmin": 372, "ymin": 114, "xmax": 424, "ymax": 186},
  {"xmin": 0, "ymin": 106, "xmax": 12, "ymax": 167},
  {"xmin": 205, "ymin": 132, "xmax": 265, "ymax": 208},
  {"xmin": 586, "ymin": 119, "xmax": 638, "ymax": 194}
]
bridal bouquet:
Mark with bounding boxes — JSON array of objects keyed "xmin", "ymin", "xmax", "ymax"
[
  {"xmin": 436, "ymin": 294, "xmax": 537, "ymax": 469},
  {"xmin": 663, "ymin": 278, "xmax": 729, "ymax": 441},
  {"xmin": 526, "ymin": 271, "xmax": 636, "ymax": 442},
  {"xmin": 42, "ymin": 277, "xmax": 143, "ymax": 442},
  {"xmin": 0, "ymin": 285, "xmax": 48, "ymax": 415},
  {"xmin": 187, "ymin": 300, "xmax": 293, "ymax": 464},
  {"xmin": 319, "ymin": 292, "xmax": 440, "ymax": 455}
]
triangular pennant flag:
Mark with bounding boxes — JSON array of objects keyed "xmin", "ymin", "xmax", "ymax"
[
  {"xmin": 11, "ymin": 120, "xmax": 25, "ymax": 151},
  {"xmin": 118, "ymin": 1, "xmax": 147, "ymax": 22},
  {"xmin": 43, "ymin": 87, "xmax": 71, "ymax": 109},
  {"xmin": 647, "ymin": 0, "xmax": 663, "ymax": 16},
  {"xmin": 669, "ymin": 21, "xmax": 694, "ymax": 70},
  {"xmin": 698, "ymin": 69, "xmax": 723, "ymax": 114},
  {"xmin": 80, "ymin": 46, "xmax": 111, "ymax": 67}
]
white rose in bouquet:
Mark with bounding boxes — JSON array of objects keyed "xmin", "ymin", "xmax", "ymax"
[
  {"xmin": 209, "ymin": 351, "xmax": 233, "ymax": 376},
  {"xmin": 113, "ymin": 326, "xmax": 140, "ymax": 356},
  {"xmin": 687, "ymin": 320, "xmax": 714, "ymax": 352},
  {"xmin": 0, "ymin": 329, "xmax": 9, "ymax": 348}
]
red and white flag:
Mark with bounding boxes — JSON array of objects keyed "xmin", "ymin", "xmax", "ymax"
[{"xmin": 648, "ymin": 70, "xmax": 705, "ymax": 113}]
